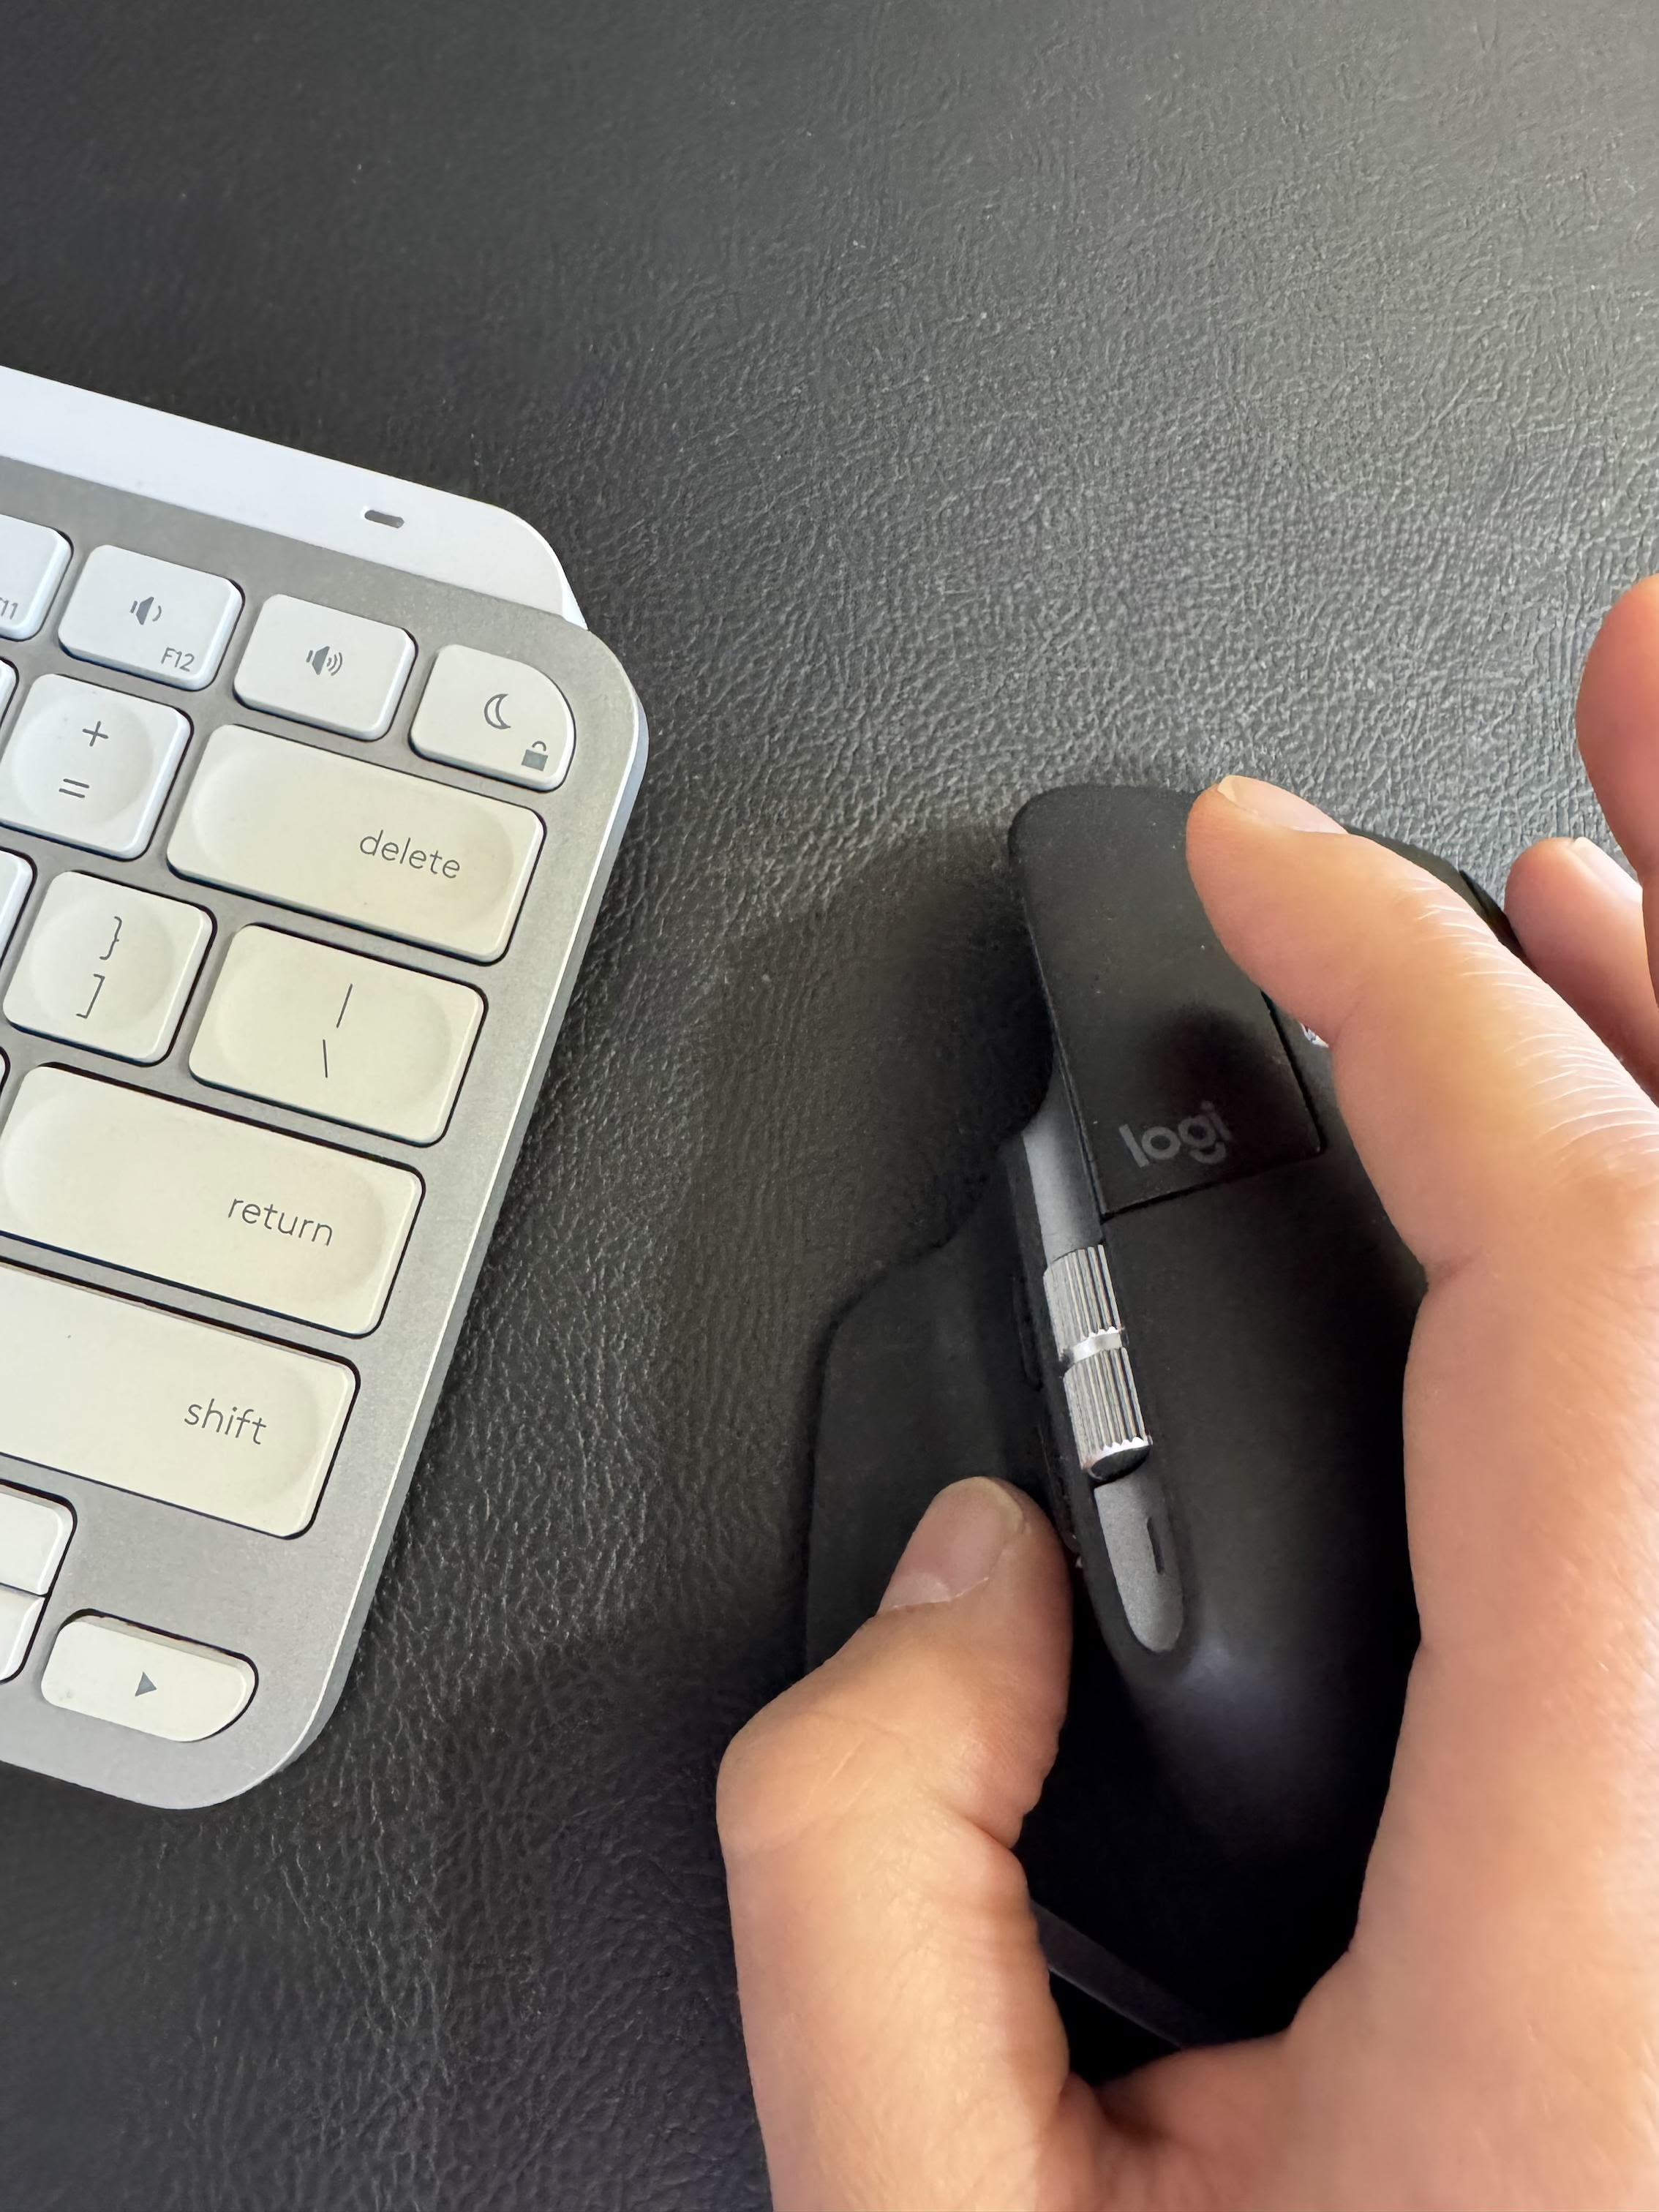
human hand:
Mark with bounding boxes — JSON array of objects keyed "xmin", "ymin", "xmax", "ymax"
[{"xmin": 717, "ymin": 578, "xmax": 1659, "ymax": 2211}]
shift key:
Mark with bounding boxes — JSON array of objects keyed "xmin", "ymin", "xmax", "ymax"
[
  {"xmin": 168, "ymin": 725, "xmax": 544, "ymax": 962},
  {"xmin": 0, "ymin": 1263, "xmax": 355, "ymax": 1537},
  {"xmin": 0, "ymin": 1068, "xmax": 421, "ymax": 1334}
]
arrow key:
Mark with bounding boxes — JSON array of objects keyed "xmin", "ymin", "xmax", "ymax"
[{"xmin": 41, "ymin": 1614, "xmax": 255, "ymax": 1741}]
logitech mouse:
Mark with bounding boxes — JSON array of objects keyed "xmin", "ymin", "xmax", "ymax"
[{"xmin": 806, "ymin": 785, "xmax": 1513, "ymax": 2066}]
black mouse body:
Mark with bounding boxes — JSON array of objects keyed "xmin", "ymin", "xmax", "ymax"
[{"xmin": 807, "ymin": 786, "xmax": 1510, "ymax": 2061}]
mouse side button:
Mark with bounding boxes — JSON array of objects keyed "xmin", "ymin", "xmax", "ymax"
[{"xmin": 1094, "ymin": 1470, "xmax": 1184, "ymax": 1653}]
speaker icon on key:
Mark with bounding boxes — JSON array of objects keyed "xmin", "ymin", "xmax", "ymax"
[
  {"xmin": 306, "ymin": 644, "xmax": 345, "ymax": 678},
  {"xmin": 129, "ymin": 596, "xmax": 162, "ymax": 626}
]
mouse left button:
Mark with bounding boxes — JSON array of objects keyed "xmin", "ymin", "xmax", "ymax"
[{"xmin": 1012, "ymin": 786, "xmax": 1323, "ymax": 1217}]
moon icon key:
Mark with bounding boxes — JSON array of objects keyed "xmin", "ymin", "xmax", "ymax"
[{"xmin": 410, "ymin": 644, "xmax": 576, "ymax": 791}]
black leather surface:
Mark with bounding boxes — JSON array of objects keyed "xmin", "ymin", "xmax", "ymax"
[{"xmin": 0, "ymin": 1, "xmax": 1646, "ymax": 2205}]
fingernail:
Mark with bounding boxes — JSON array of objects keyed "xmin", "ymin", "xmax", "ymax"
[
  {"xmin": 1212, "ymin": 776, "xmax": 1346, "ymax": 834},
  {"xmin": 1571, "ymin": 837, "xmax": 1640, "ymax": 899},
  {"xmin": 879, "ymin": 1479, "xmax": 1027, "ymax": 1611}
]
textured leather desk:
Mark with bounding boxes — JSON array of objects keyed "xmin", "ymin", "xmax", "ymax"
[{"xmin": 0, "ymin": 0, "xmax": 1645, "ymax": 2205}]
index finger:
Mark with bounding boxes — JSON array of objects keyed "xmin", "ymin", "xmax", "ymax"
[
  {"xmin": 1187, "ymin": 779, "xmax": 1659, "ymax": 1279},
  {"xmin": 1189, "ymin": 780, "xmax": 1659, "ymax": 2115},
  {"xmin": 1578, "ymin": 575, "xmax": 1659, "ymax": 888}
]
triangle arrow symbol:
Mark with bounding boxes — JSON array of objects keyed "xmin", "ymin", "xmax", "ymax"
[{"xmin": 135, "ymin": 1674, "xmax": 157, "ymax": 1697}]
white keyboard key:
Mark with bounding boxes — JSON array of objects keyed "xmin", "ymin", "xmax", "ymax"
[
  {"xmin": 0, "ymin": 849, "xmax": 33, "ymax": 956},
  {"xmin": 0, "ymin": 1067, "xmax": 422, "ymax": 1334},
  {"xmin": 0, "ymin": 1587, "xmax": 44, "ymax": 1683},
  {"xmin": 410, "ymin": 644, "xmax": 576, "ymax": 791},
  {"xmin": 0, "ymin": 1263, "xmax": 354, "ymax": 1535},
  {"xmin": 169, "ymin": 725, "xmax": 543, "ymax": 962},
  {"xmin": 42, "ymin": 1616, "xmax": 255, "ymax": 1742},
  {"xmin": 234, "ymin": 594, "xmax": 415, "ymax": 740},
  {"xmin": 59, "ymin": 545, "xmax": 241, "ymax": 691},
  {"xmin": 0, "ymin": 661, "xmax": 14, "ymax": 718},
  {"xmin": 0, "ymin": 1485, "xmax": 73, "ymax": 1596},
  {"xmin": 0, "ymin": 517, "xmax": 70, "ymax": 641},
  {"xmin": 4, "ymin": 873, "xmax": 212, "ymax": 1062},
  {"xmin": 192, "ymin": 927, "xmax": 483, "ymax": 1144},
  {"xmin": 0, "ymin": 675, "xmax": 189, "ymax": 858}
]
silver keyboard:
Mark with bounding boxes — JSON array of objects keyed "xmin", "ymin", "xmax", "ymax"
[{"xmin": 0, "ymin": 411, "xmax": 645, "ymax": 1806}]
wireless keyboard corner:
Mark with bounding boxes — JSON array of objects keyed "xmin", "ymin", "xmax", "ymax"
[{"xmin": 0, "ymin": 372, "xmax": 647, "ymax": 1807}]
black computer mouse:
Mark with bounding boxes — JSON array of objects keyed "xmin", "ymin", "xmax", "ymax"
[{"xmin": 806, "ymin": 785, "xmax": 1513, "ymax": 2064}]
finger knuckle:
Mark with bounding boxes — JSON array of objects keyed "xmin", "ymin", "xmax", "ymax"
[
  {"xmin": 1548, "ymin": 1132, "xmax": 1659, "ymax": 1287},
  {"xmin": 717, "ymin": 1696, "xmax": 894, "ymax": 1865},
  {"xmin": 718, "ymin": 1645, "xmax": 980, "ymax": 1865}
]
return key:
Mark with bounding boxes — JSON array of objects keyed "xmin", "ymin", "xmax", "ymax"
[{"xmin": 0, "ymin": 1068, "xmax": 421, "ymax": 1334}]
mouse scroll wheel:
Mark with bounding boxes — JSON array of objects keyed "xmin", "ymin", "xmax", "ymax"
[{"xmin": 1042, "ymin": 1245, "xmax": 1151, "ymax": 1481}]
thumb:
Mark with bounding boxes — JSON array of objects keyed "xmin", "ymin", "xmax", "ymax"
[{"xmin": 719, "ymin": 1478, "xmax": 1110, "ymax": 2212}]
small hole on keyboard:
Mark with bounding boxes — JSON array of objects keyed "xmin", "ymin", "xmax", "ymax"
[{"xmin": 364, "ymin": 509, "xmax": 405, "ymax": 529}]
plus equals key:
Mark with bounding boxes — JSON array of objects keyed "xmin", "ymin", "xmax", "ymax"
[{"xmin": 0, "ymin": 674, "xmax": 192, "ymax": 858}]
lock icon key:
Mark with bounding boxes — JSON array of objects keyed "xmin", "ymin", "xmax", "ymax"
[{"xmin": 521, "ymin": 742, "xmax": 549, "ymax": 774}]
